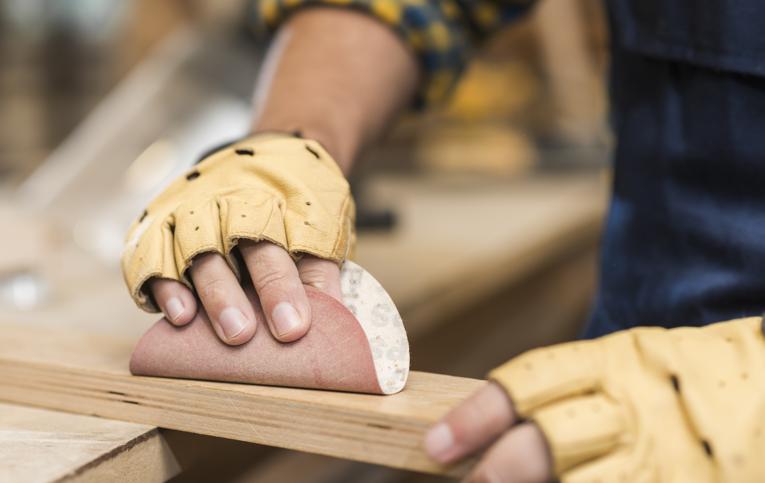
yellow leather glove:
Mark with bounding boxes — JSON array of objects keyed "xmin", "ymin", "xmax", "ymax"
[
  {"xmin": 121, "ymin": 134, "xmax": 355, "ymax": 312},
  {"xmin": 489, "ymin": 317, "xmax": 765, "ymax": 482}
]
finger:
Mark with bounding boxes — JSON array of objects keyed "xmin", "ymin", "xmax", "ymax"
[
  {"xmin": 466, "ymin": 422, "xmax": 552, "ymax": 483},
  {"xmin": 425, "ymin": 382, "xmax": 516, "ymax": 464},
  {"xmin": 297, "ymin": 255, "xmax": 342, "ymax": 301},
  {"xmin": 563, "ymin": 452, "xmax": 634, "ymax": 483},
  {"xmin": 189, "ymin": 252, "xmax": 257, "ymax": 345},
  {"xmin": 489, "ymin": 339, "xmax": 601, "ymax": 415},
  {"xmin": 148, "ymin": 278, "xmax": 198, "ymax": 326},
  {"xmin": 532, "ymin": 394, "xmax": 624, "ymax": 474},
  {"xmin": 239, "ymin": 240, "xmax": 311, "ymax": 342}
]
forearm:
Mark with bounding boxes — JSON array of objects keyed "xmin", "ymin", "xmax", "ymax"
[{"xmin": 250, "ymin": 8, "xmax": 419, "ymax": 174}]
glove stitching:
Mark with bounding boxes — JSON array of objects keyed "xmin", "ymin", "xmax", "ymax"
[
  {"xmin": 630, "ymin": 330, "xmax": 718, "ymax": 469},
  {"xmin": 132, "ymin": 269, "xmax": 164, "ymax": 312},
  {"xmin": 328, "ymin": 195, "xmax": 354, "ymax": 262},
  {"xmin": 224, "ymin": 196, "xmax": 289, "ymax": 258}
]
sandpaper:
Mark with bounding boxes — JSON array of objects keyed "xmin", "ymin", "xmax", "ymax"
[{"xmin": 130, "ymin": 261, "xmax": 409, "ymax": 394}]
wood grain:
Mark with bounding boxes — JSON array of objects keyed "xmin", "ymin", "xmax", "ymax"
[
  {"xmin": 0, "ymin": 324, "xmax": 483, "ymax": 476},
  {"xmin": 0, "ymin": 403, "xmax": 179, "ymax": 483}
]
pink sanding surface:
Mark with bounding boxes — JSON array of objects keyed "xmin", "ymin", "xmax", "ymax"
[{"xmin": 130, "ymin": 286, "xmax": 382, "ymax": 394}]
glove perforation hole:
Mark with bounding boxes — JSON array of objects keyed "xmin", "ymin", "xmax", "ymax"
[
  {"xmin": 186, "ymin": 170, "xmax": 201, "ymax": 181},
  {"xmin": 304, "ymin": 221, "xmax": 311, "ymax": 226},
  {"xmin": 701, "ymin": 439, "xmax": 714, "ymax": 458},
  {"xmin": 139, "ymin": 210, "xmax": 148, "ymax": 222},
  {"xmin": 194, "ymin": 226, "xmax": 200, "ymax": 231},
  {"xmin": 305, "ymin": 145, "xmax": 320, "ymax": 159},
  {"xmin": 292, "ymin": 130, "xmax": 303, "ymax": 138},
  {"xmin": 670, "ymin": 374, "xmax": 681, "ymax": 392},
  {"xmin": 235, "ymin": 148, "xmax": 254, "ymax": 156},
  {"xmin": 241, "ymin": 214, "xmax": 247, "ymax": 218},
  {"xmin": 305, "ymin": 201, "xmax": 312, "ymax": 206}
]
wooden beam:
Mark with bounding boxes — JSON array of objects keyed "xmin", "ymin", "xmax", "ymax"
[{"xmin": 0, "ymin": 325, "xmax": 482, "ymax": 477}]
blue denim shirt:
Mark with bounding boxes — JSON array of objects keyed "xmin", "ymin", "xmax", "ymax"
[{"xmin": 584, "ymin": 0, "xmax": 765, "ymax": 337}]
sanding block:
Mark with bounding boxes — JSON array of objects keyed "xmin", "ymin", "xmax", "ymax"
[{"xmin": 130, "ymin": 261, "xmax": 410, "ymax": 394}]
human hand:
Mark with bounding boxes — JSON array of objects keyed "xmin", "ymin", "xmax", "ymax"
[
  {"xmin": 121, "ymin": 134, "xmax": 354, "ymax": 345},
  {"xmin": 426, "ymin": 317, "xmax": 765, "ymax": 482}
]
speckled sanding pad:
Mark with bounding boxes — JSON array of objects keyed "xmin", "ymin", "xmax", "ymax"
[{"xmin": 130, "ymin": 261, "xmax": 409, "ymax": 395}]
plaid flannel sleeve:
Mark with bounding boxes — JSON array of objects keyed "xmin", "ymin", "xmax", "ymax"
[{"xmin": 251, "ymin": 0, "xmax": 534, "ymax": 107}]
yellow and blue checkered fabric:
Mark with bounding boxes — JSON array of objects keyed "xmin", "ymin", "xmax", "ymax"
[{"xmin": 251, "ymin": 0, "xmax": 534, "ymax": 106}]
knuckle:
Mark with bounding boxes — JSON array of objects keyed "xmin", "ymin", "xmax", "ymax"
[
  {"xmin": 299, "ymin": 265, "xmax": 330, "ymax": 285},
  {"xmin": 252, "ymin": 269, "xmax": 293, "ymax": 290},
  {"xmin": 197, "ymin": 277, "xmax": 228, "ymax": 301}
]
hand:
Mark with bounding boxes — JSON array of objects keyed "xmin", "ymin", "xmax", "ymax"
[
  {"xmin": 122, "ymin": 134, "xmax": 354, "ymax": 345},
  {"xmin": 425, "ymin": 382, "xmax": 551, "ymax": 483},
  {"xmin": 149, "ymin": 247, "xmax": 342, "ymax": 345},
  {"xmin": 425, "ymin": 317, "xmax": 765, "ymax": 483}
]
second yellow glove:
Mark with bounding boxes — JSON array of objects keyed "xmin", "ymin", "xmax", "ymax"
[{"xmin": 490, "ymin": 317, "xmax": 765, "ymax": 482}]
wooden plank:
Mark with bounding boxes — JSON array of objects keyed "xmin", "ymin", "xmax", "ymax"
[
  {"xmin": 0, "ymin": 403, "xmax": 179, "ymax": 483},
  {"xmin": 0, "ymin": 325, "xmax": 482, "ymax": 477}
]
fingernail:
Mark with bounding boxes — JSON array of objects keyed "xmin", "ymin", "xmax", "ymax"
[
  {"xmin": 425, "ymin": 423, "xmax": 455, "ymax": 462},
  {"xmin": 165, "ymin": 297, "xmax": 184, "ymax": 322},
  {"xmin": 272, "ymin": 302, "xmax": 303, "ymax": 337},
  {"xmin": 219, "ymin": 307, "xmax": 247, "ymax": 339}
]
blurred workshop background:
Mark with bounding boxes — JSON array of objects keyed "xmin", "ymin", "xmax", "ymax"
[{"xmin": 0, "ymin": 0, "xmax": 610, "ymax": 481}]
